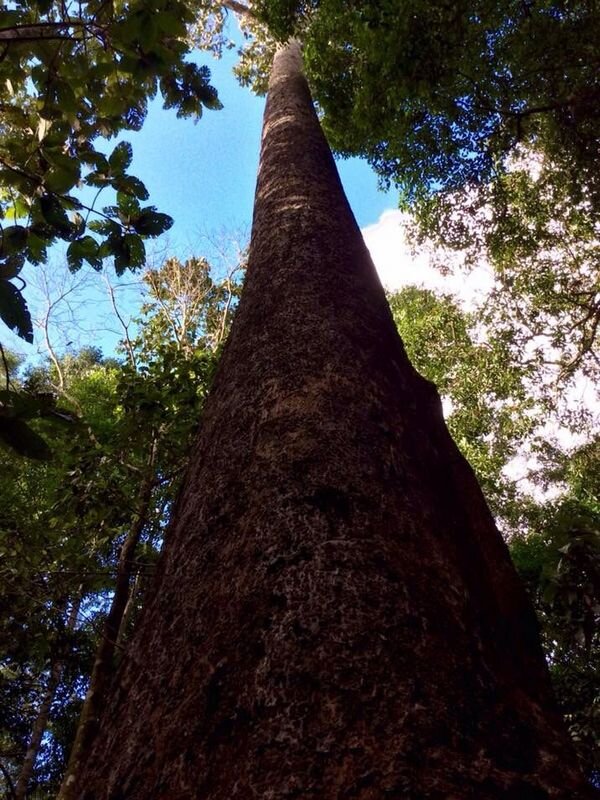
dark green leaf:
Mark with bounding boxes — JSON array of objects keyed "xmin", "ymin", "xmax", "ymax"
[
  {"xmin": 39, "ymin": 194, "xmax": 73, "ymax": 238},
  {"xmin": 67, "ymin": 236, "xmax": 102, "ymax": 272},
  {"xmin": 43, "ymin": 150, "xmax": 81, "ymax": 194},
  {"xmin": 85, "ymin": 170, "xmax": 113, "ymax": 188},
  {"xmin": 89, "ymin": 219, "xmax": 121, "ymax": 236},
  {"xmin": 26, "ymin": 233, "xmax": 48, "ymax": 265},
  {"xmin": 0, "ymin": 417, "xmax": 51, "ymax": 460},
  {"xmin": 113, "ymin": 175, "xmax": 149, "ymax": 201},
  {"xmin": 0, "ymin": 280, "xmax": 33, "ymax": 342},
  {"xmin": 117, "ymin": 192, "xmax": 141, "ymax": 221},
  {"xmin": 132, "ymin": 208, "xmax": 173, "ymax": 237},
  {"xmin": 0, "ymin": 254, "xmax": 25, "ymax": 280},
  {"xmin": 108, "ymin": 142, "xmax": 133, "ymax": 175},
  {"xmin": 0, "ymin": 226, "xmax": 28, "ymax": 258},
  {"xmin": 115, "ymin": 233, "xmax": 146, "ymax": 273}
]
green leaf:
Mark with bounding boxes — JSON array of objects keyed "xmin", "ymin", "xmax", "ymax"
[
  {"xmin": 39, "ymin": 195, "xmax": 73, "ymax": 238},
  {"xmin": 0, "ymin": 254, "xmax": 25, "ymax": 280},
  {"xmin": 108, "ymin": 142, "xmax": 133, "ymax": 175},
  {"xmin": 5, "ymin": 197, "xmax": 31, "ymax": 222},
  {"xmin": 43, "ymin": 150, "xmax": 81, "ymax": 194},
  {"xmin": 113, "ymin": 175, "xmax": 149, "ymax": 200},
  {"xmin": 80, "ymin": 150, "xmax": 110, "ymax": 172},
  {"xmin": 26, "ymin": 233, "xmax": 48, "ymax": 265},
  {"xmin": 0, "ymin": 417, "xmax": 51, "ymax": 460},
  {"xmin": 0, "ymin": 280, "xmax": 33, "ymax": 342},
  {"xmin": 89, "ymin": 219, "xmax": 121, "ymax": 236},
  {"xmin": 132, "ymin": 208, "xmax": 173, "ymax": 237},
  {"xmin": 117, "ymin": 192, "xmax": 141, "ymax": 222},
  {"xmin": 71, "ymin": 212, "xmax": 86, "ymax": 238},
  {"xmin": 100, "ymin": 231, "xmax": 146, "ymax": 274},
  {"xmin": 0, "ymin": 226, "xmax": 28, "ymax": 258},
  {"xmin": 116, "ymin": 233, "xmax": 146, "ymax": 273},
  {"xmin": 85, "ymin": 170, "xmax": 113, "ymax": 188},
  {"xmin": 156, "ymin": 10, "xmax": 186, "ymax": 37},
  {"xmin": 67, "ymin": 236, "xmax": 102, "ymax": 272}
]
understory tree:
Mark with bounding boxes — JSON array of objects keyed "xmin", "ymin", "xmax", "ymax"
[
  {"xmin": 511, "ymin": 436, "xmax": 600, "ymax": 782},
  {"xmin": 0, "ymin": 256, "xmax": 238, "ymax": 798}
]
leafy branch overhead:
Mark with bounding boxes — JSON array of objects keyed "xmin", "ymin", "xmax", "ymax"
[
  {"xmin": 249, "ymin": 0, "xmax": 600, "ymax": 380},
  {"xmin": 255, "ymin": 1, "xmax": 598, "ymax": 202},
  {"xmin": 0, "ymin": 0, "xmax": 224, "ymax": 342}
]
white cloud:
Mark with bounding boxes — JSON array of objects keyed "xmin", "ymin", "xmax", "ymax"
[
  {"xmin": 361, "ymin": 209, "xmax": 493, "ymax": 307},
  {"xmin": 361, "ymin": 209, "xmax": 599, "ymax": 504}
]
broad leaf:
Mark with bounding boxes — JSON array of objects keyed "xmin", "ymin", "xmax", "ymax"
[
  {"xmin": 114, "ymin": 175, "xmax": 149, "ymax": 200},
  {"xmin": 133, "ymin": 208, "xmax": 173, "ymax": 236},
  {"xmin": 39, "ymin": 194, "xmax": 74, "ymax": 238},
  {"xmin": 0, "ymin": 416, "xmax": 52, "ymax": 460},
  {"xmin": 108, "ymin": 142, "xmax": 134, "ymax": 175},
  {"xmin": 0, "ymin": 254, "xmax": 25, "ymax": 280},
  {"xmin": 67, "ymin": 236, "xmax": 102, "ymax": 272},
  {"xmin": 0, "ymin": 280, "xmax": 33, "ymax": 342},
  {"xmin": 0, "ymin": 226, "xmax": 28, "ymax": 258}
]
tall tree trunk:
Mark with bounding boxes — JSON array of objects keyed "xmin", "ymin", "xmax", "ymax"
[
  {"xmin": 15, "ymin": 595, "xmax": 81, "ymax": 800},
  {"xmin": 68, "ymin": 42, "xmax": 593, "ymax": 799}
]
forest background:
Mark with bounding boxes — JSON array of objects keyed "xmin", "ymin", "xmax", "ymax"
[{"xmin": 0, "ymin": 1, "xmax": 598, "ymax": 796}]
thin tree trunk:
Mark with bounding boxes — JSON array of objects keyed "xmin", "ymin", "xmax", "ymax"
[
  {"xmin": 68, "ymin": 42, "xmax": 593, "ymax": 798},
  {"xmin": 116, "ymin": 571, "xmax": 141, "ymax": 649},
  {"xmin": 59, "ymin": 440, "xmax": 158, "ymax": 800},
  {"xmin": 15, "ymin": 596, "xmax": 81, "ymax": 800}
]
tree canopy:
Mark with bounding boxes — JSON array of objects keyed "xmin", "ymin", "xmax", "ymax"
[
  {"xmin": 249, "ymin": 0, "xmax": 599, "ymax": 380},
  {"xmin": 0, "ymin": 0, "xmax": 598, "ymax": 793},
  {"xmin": 255, "ymin": 0, "xmax": 598, "ymax": 205},
  {"xmin": 0, "ymin": 0, "xmax": 224, "ymax": 347}
]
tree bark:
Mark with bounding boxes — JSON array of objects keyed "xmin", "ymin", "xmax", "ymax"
[{"xmin": 69, "ymin": 41, "xmax": 594, "ymax": 799}]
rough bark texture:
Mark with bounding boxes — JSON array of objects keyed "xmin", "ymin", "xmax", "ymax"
[{"xmin": 71, "ymin": 42, "xmax": 594, "ymax": 799}]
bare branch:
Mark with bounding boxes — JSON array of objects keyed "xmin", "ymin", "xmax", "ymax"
[{"xmin": 104, "ymin": 275, "xmax": 137, "ymax": 370}]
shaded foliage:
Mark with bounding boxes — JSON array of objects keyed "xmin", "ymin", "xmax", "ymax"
[
  {"xmin": 511, "ymin": 438, "xmax": 600, "ymax": 780},
  {"xmin": 389, "ymin": 286, "xmax": 536, "ymax": 521},
  {"xmin": 255, "ymin": 0, "xmax": 598, "ymax": 208},
  {"xmin": 0, "ymin": 256, "xmax": 240, "ymax": 797},
  {"xmin": 250, "ymin": 0, "xmax": 599, "ymax": 385}
]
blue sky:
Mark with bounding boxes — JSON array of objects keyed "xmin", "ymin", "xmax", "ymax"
[
  {"xmin": 4, "ymin": 43, "xmax": 397, "ymax": 364},
  {"xmin": 126, "ymin": 45, "xmax": 393, "ymax": 245}
]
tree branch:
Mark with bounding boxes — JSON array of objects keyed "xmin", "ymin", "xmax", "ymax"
[
  {"xmin": 0, "ymin": 20, "xmax": 106, "ymax": 44},
  {"xmin": 0, "ymin": 342, "xmax": 11, "ymax": 391},
  {"xmin": 221, "ymin": 0, "xmax": 256, "ymax": 19}
]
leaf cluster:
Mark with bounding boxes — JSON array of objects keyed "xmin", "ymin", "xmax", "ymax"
[
  {"xmin": 510, "ymin": 438, "xmax": 600, "ymax": 778},
  {"xmin": 0, "ymin": 0, "xmax": 223, "ymax": 346},
  {"xmin": 256, "ymin": 1, "xmax": 599, "ymax": 209},
  {"xmin": 413, "ymin": 153, "xmax": 600, "ymax": 383},
  {"xmin": 0, "ymin": 255, "xmax": 238, "ymax": 795}
]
